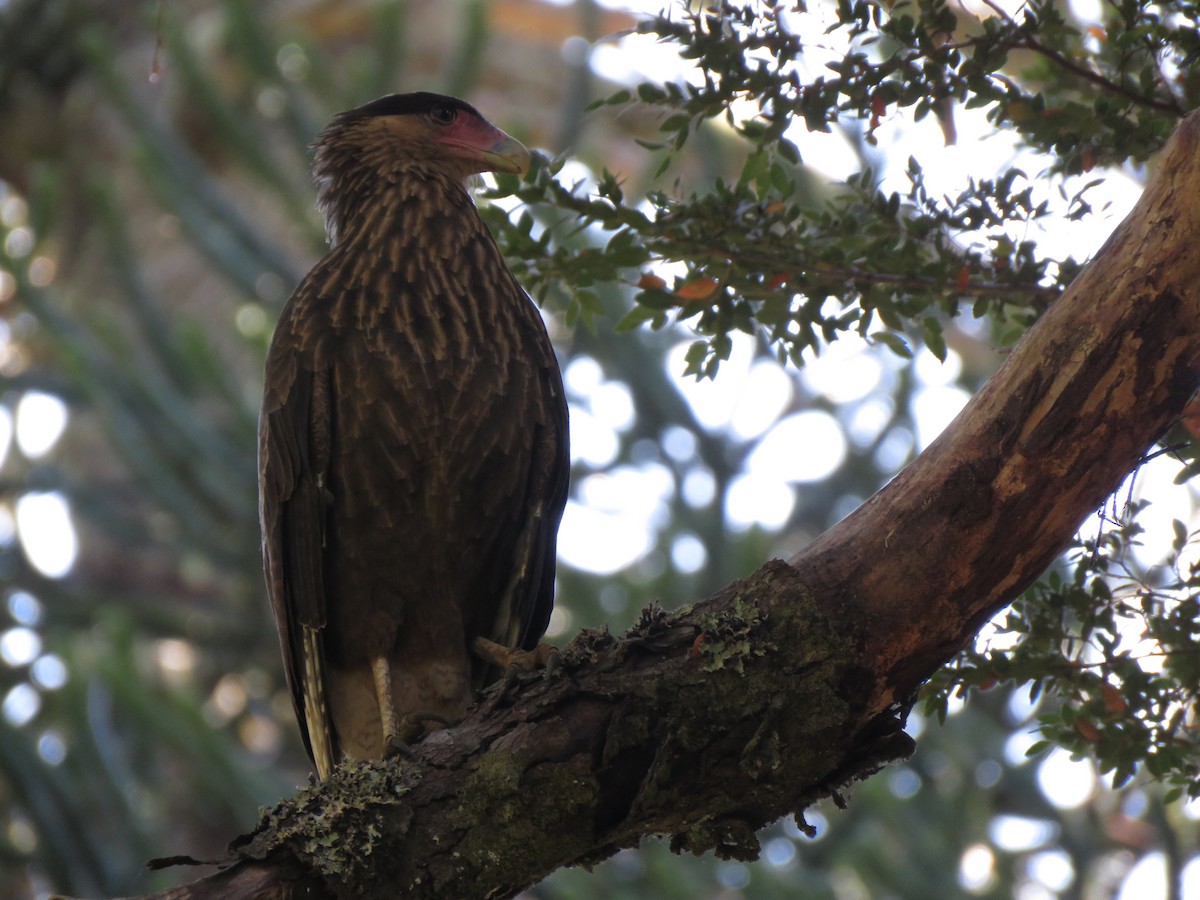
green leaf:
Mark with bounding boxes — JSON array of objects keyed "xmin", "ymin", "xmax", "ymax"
[
  {"xmin": 923, "ymin": 317, "xmax": 947, "ymax": 362},
  {"xmin": 637, "ymin": 83, "xmax": 667, "ymax": 103},
  {"xmin": 871, "ymin": 331, "xmax": 912, "ymax": 358},
  {"xmin": 615, "ymin": 303, "xmax": 666, "ymax": 332}
]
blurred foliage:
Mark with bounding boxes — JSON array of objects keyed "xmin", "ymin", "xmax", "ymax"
[
  {"xmin": 491, "ymin": 0, "xmax": 1199, "ymax": 377},
  {"xmin": 0, "ymin": 0, "xmax": 1198, "ymax": 898},
  {"xmin": 931, "ymin": 500, "xmax": 1200, "ymax": 803}
]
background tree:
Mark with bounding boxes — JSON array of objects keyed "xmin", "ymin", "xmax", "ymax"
[{"xmin": 0, "ymin": 0, "xmax": 1197, "ymax": 897}]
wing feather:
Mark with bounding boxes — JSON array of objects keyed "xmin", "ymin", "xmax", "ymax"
[
  {"xmin": 483, "ymin": 276, "xmax": 571, "ymax": 661},
  {"xmin": 260, "ymin": 351, "xmax": 338, "ymax": 778}
]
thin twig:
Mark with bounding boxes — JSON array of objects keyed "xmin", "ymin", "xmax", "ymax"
[{"xmin": 978, "ymin": 0, "xmax": 1184, "ymax": 114}]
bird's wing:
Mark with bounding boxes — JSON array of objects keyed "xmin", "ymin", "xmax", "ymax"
[
  {"xmin": 489, "ymin": 315, "xmax": 572, "ymax": 658},
  {"xmin": 259, "ymin": 350, "xmax": 337, "ymax": 779},
  {"xmin": 521, "ymin": 363, "xmax": 571, "ymax": 651}
]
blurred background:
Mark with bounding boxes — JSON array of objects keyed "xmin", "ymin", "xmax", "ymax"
[{"xmin": 0, "ymin": 0, "xmax": 1198, "ymax": 897}]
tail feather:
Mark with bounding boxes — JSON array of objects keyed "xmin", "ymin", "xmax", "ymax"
[{"xmin": 302, "ymin": 625, "xmax": 336, "ymax": 780}]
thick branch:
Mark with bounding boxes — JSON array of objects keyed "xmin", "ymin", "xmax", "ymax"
[
  {"xmin": 100, "ymin": 110, "xmax": 1200, "ymax": 900},
  {"xmin": 794, "ymin": 109, "xmax": 1200, "ymax": 702},
  {"xmin": 107, "ymin": 572, "xmax": 912, "ymax": 900}
]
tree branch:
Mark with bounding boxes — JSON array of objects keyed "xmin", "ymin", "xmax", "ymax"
[
  {"xmin": 793, "ymin": 105, "xmax": 1200, "ymax": 698},
  {"xmin": 977, "ymin": 0, "xmax": 1185, "ymax": 115},
  {"xmin": 89, "ymin": 109, "xmax": 1200, "ymax": 900}
]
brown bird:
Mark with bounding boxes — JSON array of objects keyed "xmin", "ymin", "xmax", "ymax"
[{"xmin": 258, "ymin": 93, "xmax": 569, "ymax": 779}]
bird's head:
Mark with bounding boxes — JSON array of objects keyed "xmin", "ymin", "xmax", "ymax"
[{"xmin": 312, "ymin": 92, "xmax": 530, "ymax": 242}]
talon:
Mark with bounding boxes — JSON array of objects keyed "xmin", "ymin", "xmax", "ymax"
[
  {"xmin": 474, "ymin": 637, "xmax": 559, "ymax": 714},
  {"xmin": 383, "ymin": 735, "xmax": 416, "ymax": 760},
  {"xmin": 536, "ymin": 644, "xmax": 561, "ymax": 679},
  {"xmin": 390, "ymin": 710, "xmax": 456, "ymax": 752},
  {"xmin": 413, "ymin": 711, "xmax": 453, "ymax": 728},
  {"xmin": 473, "ymin": 636, "xmax": 559, "ymax": 677},
  {"xmin": 404, "ymin": 710, "xmax": 454, "ymax": 735}
]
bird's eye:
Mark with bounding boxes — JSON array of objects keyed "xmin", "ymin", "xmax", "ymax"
[{"xmin": 429, "ymin": 105, "xmax": 457, "ymax": 125}]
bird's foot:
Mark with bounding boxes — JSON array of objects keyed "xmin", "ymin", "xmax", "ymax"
[
  {"xmin": 381, "ymin": 735, "xmax": 416, "ymax": 761},
  {"xmin": 472, "ymin": 636, "xmax": 560, "ymax": 680},
  {"xmin": 473, "ymin": 637, "xmax": 560, "ymax": 713},
  {"xmin": 382, "ymin": 711, "xmax": 454, "ymax": 760}
]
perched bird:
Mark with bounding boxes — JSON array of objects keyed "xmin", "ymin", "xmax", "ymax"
[{"xmin": 258, "ymin": 92, "xmax": 569, "ymax": 779}]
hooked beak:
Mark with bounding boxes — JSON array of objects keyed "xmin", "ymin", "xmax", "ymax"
[{"xmin": 478, "ymin": 134, "xmax": 531, "ymax": 176}]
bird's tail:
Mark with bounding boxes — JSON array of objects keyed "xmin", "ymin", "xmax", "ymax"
[{"xmin": 302, "ymin": 625, "xmax": 336, "ymax": 780}]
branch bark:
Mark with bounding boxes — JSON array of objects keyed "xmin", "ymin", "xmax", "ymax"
[{"xmin": 95, "ymin": 109, "xmax": 1200, "ymax": 900}]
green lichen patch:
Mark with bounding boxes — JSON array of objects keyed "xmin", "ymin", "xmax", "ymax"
[
  {"xmin": 694, "ymin": 596, "xmax": 776, "ymax": 674},
  {"xmin": 241, "ymin": 757, "xmax": 414, "ymax": 882},
  {"xmin": 561, "ymin": 624, "xmax": 617, "ymax": 668}
]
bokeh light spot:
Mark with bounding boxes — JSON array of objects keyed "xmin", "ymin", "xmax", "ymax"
[
  {"xmin": 6, "ymin": 815, "xmax": 37, "ymax": 855},
  {"xmin": 155, "ymin": 638, "xmax": 198, "ymax": 685},
  {"xmin": 747, "ymin": 411, "xmax": 847, "ymax": 483},
  {"xmin": 3, "ymin": 682, "xmax": 40, "ymax": 726},
  {"xmin": 912, "ymin": 385, "xmax": 971, "ymax": 450},
  {"xmin": 15, "ymin": 492, "xmax": 77, "ymax": 578},
  {"xmin": 1037, "ymin": 748, "xmax": 1096, "ymax": 809},
  {"xmin": 726, "ymin": 474, "xmax": 795, "ymax": 530},
  {"xmin": 0, "ymin": 627, "xmax": 41, "ymax": 667},
  {"xmin": 801, "ymin": 333, "xmax": 884, "ymax": 403},
  {"xmin": 37, "ymin": 729, "xmax": 66, "ymax": 765},
  {"xmin": 670, "ymin": 533, "xmax": 707, "ymax": 573},
  {"xmin": 30, "ymin": 654, "xmax": 67, "ymax": 690},
  {"xmin": 235, "ymin": 303, "xmax": 269, "ymax": 337},
  {"xmin": 958, "ymin": 843, "xmax": 996, "ymax": 893},
  {"xmin": 681, "ymin": 468, "xmax": 716, "ymax": 508},
  {"xmin": 764, "ymin": 836, "xmax": 796, "ymax": 869},
  {"xmin": 1029, "ymin": 849, "xmax": 1074, "ymax": 892},
  {"xmin": 730, "ymin": 362, "xmax": 793, "ymax": 440},
  {"xmin": 238, "ymin": 713, "xmax": 283, "ymax": 756},
  {"xmin": 590, "ymin": 381, "xmax": 635, "ymax": 432},
  {"xmin": 661, "ymin": 426, "xmax": 696, "ymax": 462},
  {"xmin": 7, "ymin": 591, "xmax": 41, "ymax": 625},
  {"xmin": 16, "ymin": 391, "xmax": 67, "ymax": 459},
  {"xmin": 558, "ymin": 502, "xmax": 653, "ymax": 574},
  {"xmin": 989, "ymin": 815, "xmax": 1056, "ymax": 852}
]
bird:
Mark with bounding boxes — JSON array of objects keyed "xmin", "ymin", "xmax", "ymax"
[{"xmin": 258, "ymin": 92, "xmax": 569, "ymax": 780}]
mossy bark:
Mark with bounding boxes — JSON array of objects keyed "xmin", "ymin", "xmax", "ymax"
[{"xmin": 96, "ymin": 109, "xmax": 1200, "ymax": 900}]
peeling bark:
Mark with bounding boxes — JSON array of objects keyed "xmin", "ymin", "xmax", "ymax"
[
  {"xmin": 795, "ymin": 109, "xmax": 1200, "ymax": 703},
  {"xmin": 83, "ymin": 109, "xmax": 1200, "ymax": 900}
]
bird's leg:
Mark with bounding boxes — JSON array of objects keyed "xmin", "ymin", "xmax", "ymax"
[
  {"xmin": 370, "ymin": 656, "xmax": 454, "ymax": 757},
  {"xmin": 370, "ymin": 655, "xmax": 415, "ymax": 759}
]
